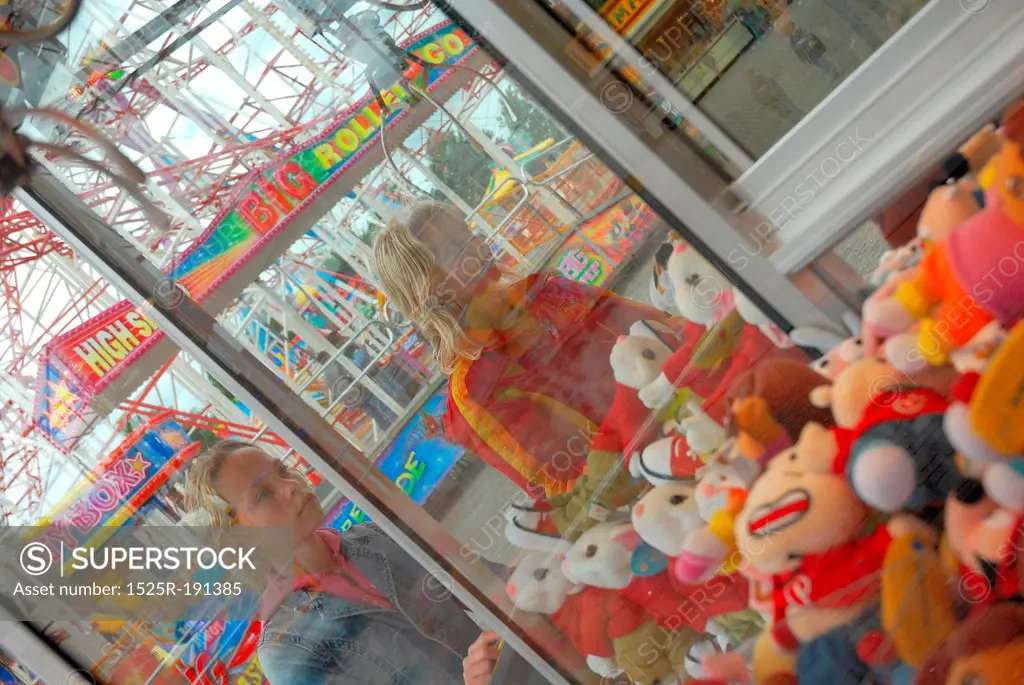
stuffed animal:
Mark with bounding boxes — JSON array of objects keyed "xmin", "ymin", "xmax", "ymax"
[
  {"xmin": 799, "ymin": 333, "xmax": 865, "ymax": 381},
  {"xmin": 505, "ymin": 320, "xmax": 686, "ymax": 546},
  {"xmin": 946, "ymin": 321, "xmax": 1024, "ymax": 487},
  {"xmin": 869, "ymin": 238, "xmax": 925, "ymax": 287},
  {"xmin": 809, "ymin": 357, "xmax": 965, "ymax": 518},
  {"xmin": 640, "ymin": 244, "xmax": 798, "ymax": 410},
  {"xmin": 942, "ymin": 478, "xmax": 1023, "ymax": 607},
  {"xmin": 722, "ymin": 358, "xmax": 836, "ymax": 466},
  {"xmin": 561, "ymin": 520, "xmax": 749, "ymax": 637},
  {"xmin": 598, "ymin": 320, "xmax": 687, "ymax": 468},
  {"xmin": 630, "ymin": 482, "xmax": 705, "ymax": 559},
  {"xmin": 943, "ymin": 345, "xmax": 1024, "ymax": 515},
  {"xmin": 863, "ymin": 117, "xmax": 1024, "ymax": 372},
  {"xmin": 915, "ymin": 604, "xmax": 1024, "ymax": 685},
  {"xmin": 674, "ymin": 453, "xmax": 762, "ymax": 585},
  {"xmin": 916, "ymin": 180, "xmax": 984, "ymax": 246},
  {"xmin": 734, "ymin": 425, "xmax": 936, "ymax": 685},
  {"xmin": 506, "ymin": 550, "xmax": 689, "ymax": 684},
  {"xmin": 630, "ymin": 484, "xmax": 765, "ymax": 644}
]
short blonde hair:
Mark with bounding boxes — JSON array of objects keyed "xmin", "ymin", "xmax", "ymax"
[
  {"xmin": 373, "ymin": 202, "xmax": 482, "ymax": 374},
  {"xmin": 183, "ymin": 440, "xmax": 253, "ymax": 527}
]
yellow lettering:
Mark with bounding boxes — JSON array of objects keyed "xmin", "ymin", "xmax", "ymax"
[
  {"xmin": 110, "ymin": 320, "xmax": 140, "ymax": 352},
  {"xmin": 363, "ymin": 104, "xmax": 382, "ymax": 127},
  {"xmin": 334, "ymin": 127, "xmax": 360, "ymax": 153},
  {"xmin": 313, "ymin": 143, "xmax": 342, "ymax": 169},
  {"xmin": 421, "ymin": 42, "xmax": 445, "ymax": 64},
  {"xmin": 350, "ymin": 115, "xmax": 374, "ymax": 140},
  {"xmin": 396, "ymin": 473, "xmax": 415, "ymax": 493},
  {"xmin": 441, "ymin": 33, "xmax": 464, "ymax": 56},
  {"xmin": 96, "ymin": 330, "xmax": 127, "ymax": 361},
  {"xmin": 125, "ymin": 311, "xmax": 154, "ymax": 338},
  {"xmin": 72, "ymin": 341, "xmax": 110, "ymax": 377},
  {"xmin": 384, "ymin": 83, "xmax": 408, "ymax": 106}
]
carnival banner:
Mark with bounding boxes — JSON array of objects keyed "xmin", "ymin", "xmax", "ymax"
[
  {"xmin": 31, "ymin": 413, "xmax": 199, "ymax": 566},
  {"xmin": 549, "ymin": 194, "xmax": 662, "ymax": 286},
  {"xmin": 35, "ymin": 20, "xmax": 495, "ymax": 450}
]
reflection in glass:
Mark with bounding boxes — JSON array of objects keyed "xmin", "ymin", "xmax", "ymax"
[{"xmin": 564, "ymin": 0, "xmax": 930, "ymax": 157}]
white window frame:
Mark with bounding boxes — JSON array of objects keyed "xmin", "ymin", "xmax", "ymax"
[{"xmin": 735, "ymin": 0, "xmax": 1024, "ymax": 274}]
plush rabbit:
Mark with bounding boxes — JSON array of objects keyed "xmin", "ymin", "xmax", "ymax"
[
  {"xmin": 640, "ymin": 243, "xmax": 803, "ymax": 412},
  {"xmin": 505, "ymin": 550, "xmax": 635, "ymax": 679},
  {"xmin": 515, "ymin": 541, "xmax": 697, "ymax": 685},
  {"xmin": 561, "ymin": 518, "xmax": 749, "ymax": 638},
  {"xmin": 633, "ymin": 481, "xmax": 764, "ymax": 644}
]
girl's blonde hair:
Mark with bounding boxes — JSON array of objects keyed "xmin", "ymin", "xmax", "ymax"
[
  {"xmin": 183, "ymin": 440, "xmax": 253, "ymax": 527},
  {"xmin": 373, "ymin": 202, "xmax": 483, "ymax": 374}
]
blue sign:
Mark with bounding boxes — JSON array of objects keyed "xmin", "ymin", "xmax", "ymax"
[{"xmin": 325, "ymin": 388, "xmax": 464, "ymax": 532}]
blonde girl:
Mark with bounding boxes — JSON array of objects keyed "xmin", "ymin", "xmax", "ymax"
[{"xmin": 373, "ymin": 201, "xmax": 669, "ymax": 501}]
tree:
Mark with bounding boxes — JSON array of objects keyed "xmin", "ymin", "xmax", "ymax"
[
  {"xmin": 498, "ymin": 86, "xmax": 569, "ymax": 148},
  {"xmin": 350, "ymin": 217, "xmax": 385, "ymax": 247},
  {"xmin": 425, "ymin": 129, "xmax": 495, "ymax": 206}
]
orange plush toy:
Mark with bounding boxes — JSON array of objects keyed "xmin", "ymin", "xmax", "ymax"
[
  {"xmin": 915, "ymin": 604, "xmax": 1024, "ymax": 685},
  {"xmin": 864, "ymin": 101, "xmax": 1024, "ymax": 372}
]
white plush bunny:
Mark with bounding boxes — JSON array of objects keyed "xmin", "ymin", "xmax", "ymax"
[
  {"xmin": 561, "ymin": 522, "xmax": 635, "ymax": 590},
  {"xmin": 506, "ymin": 550, "xmax": 583, "ymax": 615},
  {"xmin": 807, "ymin": 335, "xmax": 865, "ymax": 381},
  {"xmin": 664, "ymin": 242, "xmax": 733, "ymax": 328},
  {"xmin": 611, "ymin": 321, "xmax": 680, "ymax": 389},
  {"xmin": 630, "ymin": 483, "xmax": 704, "ymax": 557},
  {"xmin": 505, "ymin": 551, "xmax": 619, "ymax": 677}
]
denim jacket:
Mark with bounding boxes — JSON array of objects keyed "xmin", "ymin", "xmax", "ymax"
[{"xmin": 258, "ymin": 523, "xmax": 481, "ymax": 685}]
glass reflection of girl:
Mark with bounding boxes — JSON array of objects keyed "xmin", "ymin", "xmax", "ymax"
[{"xmin": 372, "ymin": 202, "xmax": 672, "ymax": 502}]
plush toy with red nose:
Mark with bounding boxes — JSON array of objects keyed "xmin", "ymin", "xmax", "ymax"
[
  {"xmin": 735, "ymin": 423, "xmax": 936, "ymax": 685},
  {"xmin": 810, "ymin": 357, "xmax": 965, "ymax": 520}
]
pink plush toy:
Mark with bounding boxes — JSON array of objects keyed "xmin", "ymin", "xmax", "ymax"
[{"xmin": 863, "ymin": 143, "xmax": 1024, "ymax": 372}]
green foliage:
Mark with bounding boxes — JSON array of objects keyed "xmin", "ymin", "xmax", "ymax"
[
  {"xmin": 424, "ymin": 87, "xmax": 569, "ymax": 206},
  {"xmin": 498, "ymin": 87, "xmax": 569, "ymax": 151},
  {"xmin": 426, "ymin": 129, "xmax": 494, "ymax": 206},
  {"xmin": 206, "ymin": 373, "xmax": 239, "ymax": 405},
  {"xmin": 121, "ymin": 415, "xmax": 144, "ymax": 436},
  {"xmin": 351, "ymin": 217, "xmax": 385, "ymax": 247},
  {"xmin": 188, "ymin": 426, "xmax": 223, "ymax": 449}
]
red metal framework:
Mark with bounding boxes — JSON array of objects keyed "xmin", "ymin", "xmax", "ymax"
[{"xmin": 0, "ymin": 1, "xmax": 525, "ymax": 523}]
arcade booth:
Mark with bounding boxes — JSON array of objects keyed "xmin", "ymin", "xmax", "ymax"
[{"xmin": 1, "ymin": 1, "xmax": 1023, "ymax": 685}]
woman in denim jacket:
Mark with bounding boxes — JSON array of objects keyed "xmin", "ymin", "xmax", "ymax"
[{"xmin": 185, "ymin": 440, "xmax": 499, "ymax": 685}]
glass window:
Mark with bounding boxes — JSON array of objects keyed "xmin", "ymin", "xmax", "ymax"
[
  {"xmin": 0, "ymin": 2, "xmax": 846, "ymax": 685},
  {"xmin": 546, "ymin": 0, "xmax": 932, "ymax": 158}
]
